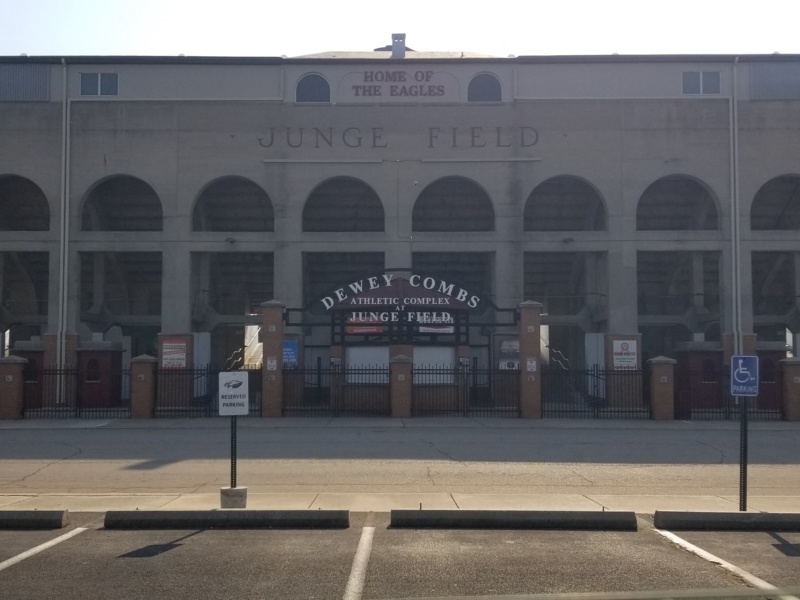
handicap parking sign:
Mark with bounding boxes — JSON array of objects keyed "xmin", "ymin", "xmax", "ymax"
[{"xmin": 730, "ymin": 355, "xmax": 759, "ymax": 397}]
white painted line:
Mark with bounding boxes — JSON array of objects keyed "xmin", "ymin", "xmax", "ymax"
[
  {"xmin": 654, "ymin": 528, "xmax": 799, "ymax": 600},
  {"xmin": 342, "ymin": 526, "xmax": 375, "ymax": 600},
  {"xmin": 0, "ymin": 527, "xmax": 88, "ymax": 573}
]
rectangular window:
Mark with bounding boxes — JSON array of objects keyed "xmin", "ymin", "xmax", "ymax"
[
  {"xmin": 80, "ymin": 72, "xmax": 118, "ymax": 96},
  {"xmin": 683, "ymin": 71, "xmax": 720, "ymax": 95}
]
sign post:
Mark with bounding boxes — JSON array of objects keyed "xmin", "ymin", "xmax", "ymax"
[
  {"xmin": 730, "ymin": 355, "xmax": 759, "ymax": 512},
  {"xmin": 219, "ymin": 371, "xmax": 249, "ymax": 508}
]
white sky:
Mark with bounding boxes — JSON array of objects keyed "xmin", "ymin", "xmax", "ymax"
[{"xmin": 1, "ymin": 0, "xmax": 798, "ymax": 58}]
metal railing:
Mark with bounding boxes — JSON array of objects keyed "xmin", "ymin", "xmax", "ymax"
[
  {"xmin": 542, "ymin": 366, "xmax": 649, "ymax": 419},
  {"xmin": 22, "ymin": 367, "xmax": 131, "ymax": 419},
  {"xmin": 676, "ymin": 368, "xmax": 782, "ymax": 421},
  {"xmin": 154, "ymin": 366, "xmax": 262, "ymax": 418},
  {"xmin": 283, "ymin": 365, "xmax": 391, "ymax": 417},
  {"xmin": 412, "ymin": 367, "xmax": 520, "ymax": 417}
]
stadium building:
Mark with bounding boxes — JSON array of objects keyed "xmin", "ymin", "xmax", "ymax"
[{"xmin": 2, "ymin": 35, "xmax": 800, "ymax": 418}]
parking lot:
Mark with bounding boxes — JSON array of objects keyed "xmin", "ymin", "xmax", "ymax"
[{"xmin": 2, "ymin": 513, "xmax": 799, "ymax": 600}]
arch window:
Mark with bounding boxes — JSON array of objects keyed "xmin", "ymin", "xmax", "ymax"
[
  {"xmin": 750, "ymin": 175, "xmax": 800, "ymax": 230},
  {"xmin": 303, "ymin": 177, "xmax": 384, "ymax": 232},
  {"xmin": 412, "ymin": 177, "xmax": 494, "ymax": 232},
  {"xmin": 636, "ymin": 176, "xmax": 718, "ymax": 230},
  {"xmin": 82, "ymin": 176, "xmax": 162, "ymax": 231},
  {"xmin": 193, "ymin": 177, "xmax": 274, "ymax": 232},
  {"xmin": 467, "ymin": 73, "xmax": 501, "ymax": 102},
  {"xmin": 296, "ymin": 74, "xmax": 331, "ymax": 103},
  {"xmin": 524, "ymin": 176, "xmax": 606, "ymax": 231},
  {"xmin": 0, "ymin": 175, "xmax": 50, "ymax": 231}
]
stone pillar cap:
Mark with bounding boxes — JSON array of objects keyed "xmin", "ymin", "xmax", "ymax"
[
  {"xmin": 518, "ymin": 301, "xmax": 543, "ymax": 309},
  {"xmin": 261, "ymin": 300, "xmax": 285, "ymax": 308},
  {"xmin": 131, "ymin": 354, "xmax": 159, "ymax": 363},
  {"xmin": 390, "ymin": 354, "xmax": 413, "ymax": 363},
  {"xmin": 0, "ymin": 355, "xmax": 28, "ymax": 364},
  {"xmin": 647, "ymin": 356, "xmax": 677, "ymax": 365}
]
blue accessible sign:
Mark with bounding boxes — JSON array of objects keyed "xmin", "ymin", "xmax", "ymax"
[{"xmin": 730, "ymin": 355, "xmax": 759, "ymax": 397}]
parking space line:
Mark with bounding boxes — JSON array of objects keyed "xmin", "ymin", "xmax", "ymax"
[
  {"xmin": 343, "ymin": 526, "xmax": 375, "ymax": 600},
  {"xmin": 654, "ymin": 528, "xmax": 799, "ymax": 600},
  {"xmin": 0, "ymin": 527, "xmax": 89, "ymax": 573}
]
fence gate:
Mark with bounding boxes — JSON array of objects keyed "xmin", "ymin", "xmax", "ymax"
[
  {"xmin": 542, "ymin": 366, "xmax": 649, "ymax": 419},
  {"xmin": 283, "ymin": 365, "xmax": 391, "ymax": 417},
  {"xmin": 411, "ymin": 367, "xmax": 520, "ymax": 417},
  {"xmin": 22, "ymin": 366, "xmax": 131, "ymax": 419},
  {"xmin": 155, "ymin": 366, "xmax": 262, "ymax": 417}
]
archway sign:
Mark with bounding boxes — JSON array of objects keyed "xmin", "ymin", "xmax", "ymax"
[{"xmin": 319, "ymin": 272, "xmax": 482, "ymax": 336}]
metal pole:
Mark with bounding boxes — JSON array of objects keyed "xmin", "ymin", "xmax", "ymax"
[
  {"xmin": 739, "ymin": 396, "xmax": 748, "ymax": 511},
  {"xmin": 231, "ymin": 415, "xmax": 237, "ymax": 489}
]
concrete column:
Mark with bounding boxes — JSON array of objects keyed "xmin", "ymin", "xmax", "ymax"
[
  {"xmin": 261, "ymin": 300, "xmax": 285, "ymax": 418},
  {"xmin": 518, "ymin": 301, "xmax": 542, "ymax": 419},
  {"xmin": 390, "ymin": 353, "xmax": 413, "ymax": 418},
  {"xmin": 161, "ymin": 249, "xmax": 191, "ymax": 332},
  {"xmin": 648, "ymin": 356, "xmax": 676, "ymax": 420},
  {"xmin": 495, "ymin": 243, "xmax": 523, "ymax": 312},
  {"xmin": 130, "ymin": 355, "xmax": 158, "ymax": 418},
  {"xmin": 606, "ymin": 244, "xmax": 638, "ymax": 334},
  {"xmin": 273, "ymin": 247, "xmax": 303, "ymax": 309},
  {"xmin": 0, "ymin": 356, "xmax": 27, "ymax": 419},
  {"xmin": 780, "ymin": 358, "xmax": 800, "ymax": 421}
]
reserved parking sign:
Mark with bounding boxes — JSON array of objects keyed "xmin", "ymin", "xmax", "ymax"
[{"xmin": 219, "ymin": 371, "xmax": 250, "ymax": 416}]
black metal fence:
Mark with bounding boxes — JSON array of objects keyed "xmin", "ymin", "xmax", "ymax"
[
  {"xmin": 676, "ymin": 368, "xmax": 782, "ymax": 421},
  {"xmin": 22, "ymin": 367, "xmax": 131, "ymax": 419},
  {"xmin": 542, "ymin": 366, "xmax": 649, "ymax": 418},
  {"xmin": 283, "ymin": 366, "xmax": 391, "ymax": 417},
  {"xmin": 154, "ymin": 366, "xmax": 262, "ymax": 418},
  {"xmin": 411, "ymin": 367, "xmax": 520, "ymax": 417}
]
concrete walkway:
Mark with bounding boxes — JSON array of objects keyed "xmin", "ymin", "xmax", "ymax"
[{"xmin": 1, "ymin": 417, "xmax": 799, "ymax": 514}]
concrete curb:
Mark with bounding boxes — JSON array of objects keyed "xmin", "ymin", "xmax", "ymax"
[
  {"xmin": 0, "ymin": 510, "xmax": 70, "ymax": 529},
  {"xmin": 104, "ymin": 510, "xmax": 350, "ymax": 529},
  {"xmin": 654, "ymin": 511, "xmax": 800, "ymax": 531},
  {"xmin": 391, "ymin": 510, "xmax": 638, "ymax": 530}
]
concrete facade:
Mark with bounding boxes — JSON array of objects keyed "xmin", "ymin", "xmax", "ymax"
[{"xmin": 2, "ymin": 50, "xmax": 800, "ymax": 372}]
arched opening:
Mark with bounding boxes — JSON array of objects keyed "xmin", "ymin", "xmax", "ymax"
[
  {"xmin": 412, "ymin": 177, "xmax": 494, "ymax": 232},
  {"xmin": 82, "ymin": 176, "xmax": 163, "ymax": 231},
  {"xmin": 0, "ymin": 175, "xmax": 50, "ymax": 231},
  {"xmin": 637, "ymin": 176, "xmax": 718, "ymax": 230},
  {"xmin": 303, "ymin": 177, "xmax": 384, "ymax": 232},
  {"xmin": 750, "ymin": 175, "xmax": 800, "ymax": 230},
  {"xmin": 468, "ymin": 73, "xmax": 502, "ymax": 102},
  {"xmin": 193, "ymin": 177, "xmax": 274, "ymax": 232},
  {"xmin": 296, "ymin": 73, "xmax": 331, "ymax": 103},
  {"xmin": 524, "ymin": 176, "xmax": 606, "ymax": 231}
]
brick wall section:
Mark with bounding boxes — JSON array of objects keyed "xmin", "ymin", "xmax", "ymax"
[
  {"xmin": 518, "ymin": 301, "xmax": 542, "ymax": 419},
  {"xmin": 722, "ymin": 334, "xmax": 757, "ymax": 363},
  {"xmin": 780, "ymin": 358, "xmax": 800, "ymax": 421},
  {"xmin": 261, "ymin": 301, "xmax": 285, "ymax": 418},
  {"xmin": 390, "ymin": 354, "xmax": 413, "ymax": 418},
  {"xmin": 130, "ymin": 355, "xmax": 158, "ymax": 418},
  {"xmin": 0, "ymin": 356, "xmax": 27, "ymax": 419},
  {"xmin": 648, "ymin": 356, "xmax": 676, "ymax": 420},
  {"xmin": 43, "ymin": 333, "xmax": 78, "ymax": 367}
]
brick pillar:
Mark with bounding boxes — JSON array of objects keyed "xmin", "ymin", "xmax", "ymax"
[
  {"xmin": 0, "ymin": 356, "xmax": 27, "ymax": 419},
  {"xmin": 261, "ymin": 301, "xmax": 285, "ymax": 418},
  {"xmin": 390, "ymin": 354, "xmax": 413, "ymax": 418},
  {"xmin": 130, "ymin": 355, "xmax": 158, "ymax": 419},
  {"xmin": 780, "ymin": 358, "xmax": 800, "ymax": 421},
  {"xmin": 456, "ymin": 346, "xmax": 471, "ymax": 413},
  {"xmin": 518, "ymin": 301, "xmax": 542, "ymax": 419},
  {"xmin": 43, "ymin": 333, "xmax": 78, "ymax": 367},
  {"xmin": 648, "ymin": 356, "xmax": 676, "ymax": 420}
]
